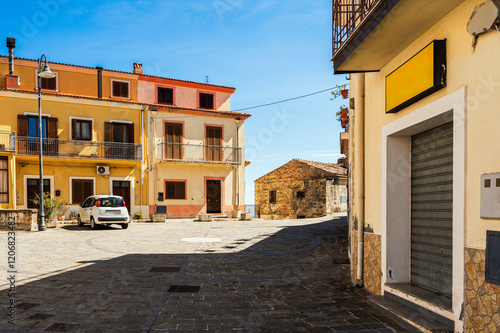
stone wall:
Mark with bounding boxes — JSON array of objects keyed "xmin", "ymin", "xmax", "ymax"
[
  {"xmin": 465, "ymin": 247, "xmax": 500, "ymax": 333},
  {"xmin": 0, "ymin": 209, "xmax": 38, "ymax": 231},
  {"xmin": 349, "ymin": 228, "xmax": 382, "ymax": 295},
  {"xmin": 255, "ymin": 160, "xmax": 346, "ymax": 220},
  {"xmin": 363, "ymin": 233, "xmax": 382, "ymax": 295}
]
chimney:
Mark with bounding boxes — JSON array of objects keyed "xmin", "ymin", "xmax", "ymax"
[
  {"xmin": 5, "ymin": 37, "xmax": 19, "ymax": 90},
  {"xmin": 133, "ymin": 62, "xmax": 143, "ymax": 75}
]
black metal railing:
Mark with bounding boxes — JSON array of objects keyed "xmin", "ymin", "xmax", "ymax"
[
  {"xmin": 157, "ymin": 142, "xmax": 241, "ymax": 165},
  {"xmin": 0, "ymin": 131, "xmax": 15, "ymax": 152},
  {"xmin": 17, "ymin": 137, "xmax": 142, "ymax": 161},
  {"xmin": 332, "ymin": 0, "xmax": 381, "ymax": 56}
]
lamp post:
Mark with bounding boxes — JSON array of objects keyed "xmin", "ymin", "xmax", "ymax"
[{"xmin": 37, "ymin": 55, "xmax": 56, "ymax": 231}]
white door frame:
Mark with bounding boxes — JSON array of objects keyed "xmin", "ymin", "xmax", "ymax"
[
  {"xmin": 381, "ymin": 87, "xmax": 465, "ymax": 327},
  {"xmin": 23, "ymin": 174, "xmax": 55, "ymax": 209}
]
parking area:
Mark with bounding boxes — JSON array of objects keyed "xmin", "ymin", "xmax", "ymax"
[{"xmin": 1, "ymin": 214, "xmax": 408, "ymax": 332}]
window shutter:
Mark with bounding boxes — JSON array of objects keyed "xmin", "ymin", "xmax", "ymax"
[
  {"xmin": 72, "ymin": 119, "xmax": 77, "ymax": 140},
  {"xmin": 83, "ymin": 180, "xmax": 93, "ymax": 198},
  {"xmin": 128, "ymin": 123, "xmax": 134, "ymax": 143},
  {"xmin": 104, "ymin": 122, "xmax": 112, "ymax": 142},
  {"xmin": 112, "ymin": 82, "xmax": 119, "ymax": 97},
  {"xmin": 176, "ymin": 182, "xmax": 186, "ymax": 199},
  {"xmin": 121, "ymin": 82, "xmax": 129, "ymax": 98},
  {"xmin": 47, "ymin": 117, "xmax": 58, "ymax": 138},
  {"xmin": 17, "ymin": 115, "xmax": 28, "ymax": 136}
]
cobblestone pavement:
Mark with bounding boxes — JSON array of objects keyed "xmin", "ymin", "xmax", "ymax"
[{"xmin": 0, "ymin": 214, "xmax": 410, "ymax": 332}]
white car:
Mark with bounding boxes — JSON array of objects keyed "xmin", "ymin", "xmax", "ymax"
[{"xmin": 77, "ymin": 195, "xmax": 129, "ymax": 229}]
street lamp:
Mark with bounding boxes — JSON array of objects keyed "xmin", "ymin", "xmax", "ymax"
[{"xmin": 37, "ymin": 55, "xmax": 55, "ymax": 231}]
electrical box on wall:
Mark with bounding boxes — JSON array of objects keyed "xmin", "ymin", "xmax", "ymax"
[{"xmin": 481, "ymin": 173, "xmax": 500, "ymax": 219}]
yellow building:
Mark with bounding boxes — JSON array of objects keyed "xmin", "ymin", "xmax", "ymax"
[
  {"xmin": 333, "ymin": 0, "xmax": 500, "ymax": 332},
  {"xmin": 0, "ymin": 39, "xmax": 249, "ymax": 219}
]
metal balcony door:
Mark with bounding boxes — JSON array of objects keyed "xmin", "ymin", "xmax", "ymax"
[
  {"xmin": 206, "ymin": 180, "xmax": 222, "ymax": 213},
  {"xmin": 411, "ymin": 122, "xmax": 453, "ymax": 297}
]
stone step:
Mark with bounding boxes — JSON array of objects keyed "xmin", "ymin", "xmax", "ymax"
[{"xmin": 368, "ymin": 293, "xmax": 454, "ymax": 333}]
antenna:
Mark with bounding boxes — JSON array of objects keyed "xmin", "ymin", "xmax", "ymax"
[{"xmin": 206, "ymin": 75, "xmax": 210, "ymax": 84}]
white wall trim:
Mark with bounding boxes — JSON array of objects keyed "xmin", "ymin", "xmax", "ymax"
[
  {"xmin": 109, "ymin": 119, "xmax": 133, "ymax": 124},
  {"xmin": 22, "ymin": 174, "xmax": 55, "ymax": 209},
  {"xmin": 24, "ymin": 112, "xmax": 51, "ymax": 117},
  {"xmin": 68, "ymin": 176, "xmax": 96, "ymax": 204},
  {"xmin": 381, "ymin": 87, "xmax": 466, "ymax": 328},
  {"xmin": 69, "ymin": 116, "xmax": 95, "ymax": 141},
  {"xmin": 109, "ymin": 176, "xmax": 135, "ymax": 214}
]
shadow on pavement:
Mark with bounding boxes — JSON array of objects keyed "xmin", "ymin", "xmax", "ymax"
[{"xmin": 1, "ymin": 216, "xmax": 408, "ymax": 332}]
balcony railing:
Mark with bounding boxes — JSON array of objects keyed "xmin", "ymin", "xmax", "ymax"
[
  {"xmin": 17, "ymin": 137, "xmax": 142, "ymax": 161},
  {"xmin": 332, "ymin": 0, "xmax": 381, "ymax": 55},
  {"xmin": 0, "ymin": 131, "xmax": 15, "ymax": 152},
  {"xmin": 157, "ymin": 143, "xmax": 241, "ymax": 165}
]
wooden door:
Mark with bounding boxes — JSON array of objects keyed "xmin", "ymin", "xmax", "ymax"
[
  {"xmin": 206, "ymin": 126, "xmax": 222, "ymax": 161},
  {"xmin": 206, "ymin": 180, "xmax": 221, "ymax": 213},
  {"xmin": 112, "ymin": 181, "xmax": 131, "ymax": 210}
]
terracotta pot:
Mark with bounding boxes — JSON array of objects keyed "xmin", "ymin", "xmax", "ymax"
[
  {"xmin": 57, "ymin": 215, "xmax": 65, "ymax": 221},
  {"xmin": 341, "ymin": 89, "xmax": 349, "ymax": 99}
]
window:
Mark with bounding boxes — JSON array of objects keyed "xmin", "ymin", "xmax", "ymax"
[
  {"xmin": 72, "ymin": 119, "xmax": 92, "ymax": 141},
  {"xmin": 165, "ymin": 181, "xmax": 186, "ymax": 200},
  {"xmin": 41, "ymin": 76, "xmax": 57, "ymax": 90},
  {"xmin": 199, "ymin": 92, "xmax": 214, "ymax": 109},
  {"xmin": 38, "ymin": 71, "xmax": 58, "ymax": 91},
  {"xmin": 112, "ymin": 80, "xmax": 130, "ymax": 98},
  {"xmin": 0, "ymin": 157, "xmax": 8, "ymax": 203},
  {"xmin": 269, "ymin": 190, "xmax": 276, "ymax": 204},
  {"xmin": 340, "ymin": 195, "xmax": 347, "ymax": 203},
  {"xmin": 158, "ymin": 87, "xmax": 174, "ymax": 105},
  {"xmin": 72, "ymin": 179, "xmax": 93, "ymax": 204},
  {"xmin": 296, "ymin": 191, "xmax": 306, "ymax": 198}
]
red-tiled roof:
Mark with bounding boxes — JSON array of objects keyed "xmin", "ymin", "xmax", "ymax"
[
  {"xmin": 0, "ymin": 88, "xmax": 251, "ymax": 119},
  {"xmin": 0, "ymin": 55, "xmax": 236, "ymax": 91}
]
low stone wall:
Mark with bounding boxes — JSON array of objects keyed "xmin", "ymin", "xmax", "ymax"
[
  {"xmin": 350, "ymin": 228, "xmax": 382, "ymax": 295},
  {"xmin": 465, "ymin": 247, "xmax": 500, "ymax": 333},
  {"xmin": 0, "ymin": 209, "xmax": 38, "ymax": 231}
]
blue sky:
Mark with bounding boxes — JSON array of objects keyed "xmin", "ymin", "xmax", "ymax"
[{"xmin": 2, "ymin": 0, "xmax": 347, "ymax": 204}]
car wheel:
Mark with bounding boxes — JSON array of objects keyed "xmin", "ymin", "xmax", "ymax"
[
  {"xmin": 77, "ymin": 215, "xmax": 83, "ymax": 226},
  {"xmin": 90, "ymin": 217, "xmax": 98, "ymax": 230},
  {"xmin": 121, "ymin": 223, "xmax": 128, "ymax": 229}
]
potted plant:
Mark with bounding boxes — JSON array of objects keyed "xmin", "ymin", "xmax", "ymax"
[
  {"xmin": 69, "ymin": 210, "xmax": 78, "ymax": 221},
  {"xmin": 33, "ymin": 193, "xmax": 67, "ymax": 228},
  {"xmin": 231, "ymin": 208, "xmax": 241, "ymax": 219},
  {"xmin": 134, "ymin": 212, "xmax": 143, "ymax": 220}
]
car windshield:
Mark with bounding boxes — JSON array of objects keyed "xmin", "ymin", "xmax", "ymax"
[{"xmin": 100, "ymin": 197, "xmax": 124, "ymax": 207}]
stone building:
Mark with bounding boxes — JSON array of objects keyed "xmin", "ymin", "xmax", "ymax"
[{"xmin": 255, "ymin": 159, "xmax": 347, "ymax": 220}]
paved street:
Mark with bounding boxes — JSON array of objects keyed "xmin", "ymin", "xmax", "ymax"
[{"xmin": 1, "ymin": 214, "xmax": 409, "ymax": 332}]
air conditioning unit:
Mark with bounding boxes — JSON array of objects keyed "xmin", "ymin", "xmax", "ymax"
[{"xmin": 96, "ymin": 166, "xmax": 110, "ymax": 175}]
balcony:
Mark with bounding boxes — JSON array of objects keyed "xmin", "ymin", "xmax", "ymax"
[
  {"xmin": 331, "ymin": 0, "xmax": 463, "ymax": 73},
  {"xmin": 0, "ymin": 131, "xmax": 15, "ymax": 152},
  {"xmin": 16, "ymin": 137, "xmax": 142, "ymax": 161},
  {"xmin": 157, "ymin": 143, "xmax": 241, "ymax": 165}
]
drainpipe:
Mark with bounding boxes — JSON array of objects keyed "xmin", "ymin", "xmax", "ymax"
[
  {"xmin": 141, "ymin": 107, "xmax": 145, "ymax": 216},
  {"xmin": 96, "ymin": 67, "xmax": 103, "ymax": 99},
  {"xmin": 235, "ymin": 119, "xmax": 241, "ymax": 208},
  {"xmin": 356, "ymin": 73, "xmax": 366, "ymax": 285}
]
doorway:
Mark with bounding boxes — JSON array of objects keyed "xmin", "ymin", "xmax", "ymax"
[
  {"xmin": 206, "ymin": 179, "xmax": 222, "ymax": 213},
  {"xmin": 27, "ymin": 178, "xmax": 50, "ymax": 208},
  {"xmin": 112, "ymin": 180, "xmax": 131, "ymax": 210}
]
